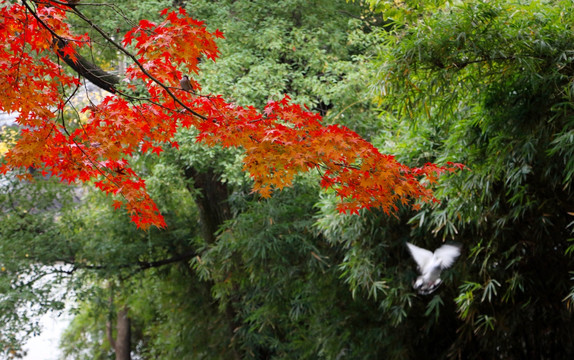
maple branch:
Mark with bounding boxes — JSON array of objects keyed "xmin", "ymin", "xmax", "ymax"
[
  {"xmin": 24, "ymin": 0, "xmax": 120, "ymax": 93},
  {"xmin": 54, "ymin": 38, "xmax": 121, "ymax": 93},
  {"xmin": 28, "ymin": 0, "xmax": 206, "ymax": 121},
  {"xmin": 57, "ymin": 104, "xmax": 118, "ymax": 188},
  {"xmin": 58, "ymin": 74, "xmax": 81, "ymax": 113},
  {"xmin": 50, "ymin": 64, "xmax": 126, "ymax": 195},
  {"xmin": 67, "ymin": 6, "xmax": 208, "ymax": 120}
]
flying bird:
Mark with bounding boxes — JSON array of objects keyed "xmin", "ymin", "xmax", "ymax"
[
  {"xmin": 406, "ymin": 242, "xmax": 461, "ymax": 295},
  {"xmin": 180, "ymin": 75, "xmax": 193, "ymax": 92}
]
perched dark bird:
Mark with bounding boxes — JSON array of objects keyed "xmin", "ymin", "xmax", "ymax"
[
  {"xmin": 406, "ymin": 242, "xmax": 462, "ymax": 295},
  {"xmin": 180, "ymin": 75, "xmax": 193, "ymax": 92}
]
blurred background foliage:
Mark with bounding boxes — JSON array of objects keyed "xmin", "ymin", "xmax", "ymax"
[{"xmin": 1, "ymin": 0, "xmax": 574, "ymax": 359}]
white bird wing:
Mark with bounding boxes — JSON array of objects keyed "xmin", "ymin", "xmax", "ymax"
[
  {"xmin": 433, "ymin": 244, "xmax": 461, "ymax": 269},
  {"xmin": 406, "ymin": 242, "xmax": 434, "ymax": 271}
]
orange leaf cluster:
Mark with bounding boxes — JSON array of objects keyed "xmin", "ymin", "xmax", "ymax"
[
  {"xmin": 188, "ymin": 95, "xmax": 462, "ymax": 215},
  {"xmin": 0, "ymin": 2, "xmax": 463, "ymax": 230},
  {"xmin": 123, "ymin": 7, "xmax": 222, "ymax": 94}
]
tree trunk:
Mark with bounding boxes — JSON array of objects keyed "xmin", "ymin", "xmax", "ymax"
[
  {"xmin": 183, "ymin": 166, "xmax": 241, "ymax": 359},
  {"xmin": 115, "ymin": 306, "xmax": 131, "ymax": 360},
  {"xmin": 184, "ymin": 167, "xmax": 231, "ymax": 244}
]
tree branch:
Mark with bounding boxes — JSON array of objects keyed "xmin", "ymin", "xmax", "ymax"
[
  {"xmin": 28, "ymin": 0, "xmax": 208, "ymax": 120},
  {"xmin": 53, "ymin": 38, "xmax": 120, "ymax": 93},
  {"xmin": 137, "ymin": 251, "xmax": 197, "ymax": 270},
  {"xmin": 67, "ymin": 5, "xmax": 208, "ymax": 120},
  {"xmin": 24, "ymin": 0, "xmax": 119, "ymax": 93},
  {"xmin": 57, "ymin": 251, "xmax": 197, "ymax": 273}
]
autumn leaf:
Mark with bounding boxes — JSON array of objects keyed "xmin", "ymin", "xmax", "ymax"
[
  {"xmin": 112, "ymin": 200, "xmax": 123, "ymax": 210},
  {"xmin": 0, "ymin": 4, "xmax": 464, "ymax": 230}
]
